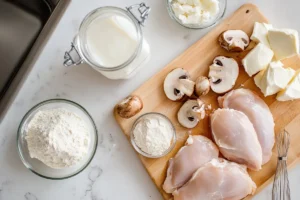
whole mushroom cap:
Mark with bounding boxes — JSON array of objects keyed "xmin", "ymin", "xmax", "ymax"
[
  {"xmin": 116, "ymin": 96, "xmax": 143, "ymax": 118},
  {"xmin": 195, "ymin": 76, "xmax": 210, "ymax": 97}
]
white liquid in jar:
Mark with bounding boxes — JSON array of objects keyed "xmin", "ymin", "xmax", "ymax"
[
  {"xmin": 86, "ymin": 16, "xmax": 139, "ymax": 68},
  {"xmin": 99, "ymin": 40, "xmax": 150, "ymax": 79},
  {"xmin": 84, "ymin": 15, "xmax": 150, "ymax": 79}
]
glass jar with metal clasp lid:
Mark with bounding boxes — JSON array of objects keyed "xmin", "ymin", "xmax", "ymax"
[{"xmin": 64, "ymin": 3, "xmax": 151, "ymax": 80}]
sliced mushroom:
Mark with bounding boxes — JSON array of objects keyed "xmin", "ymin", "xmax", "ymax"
[
  {"xmin": 194, "ymin": 76, "xmax": 210, "ymax": 97},
  {"xmin": 208, "ymin": 56, "xmax": 239, "ymax": 94},
  {"xmin": 177, "ymin": 99, "xmax": 206, "ymax": 129},
  {"xmin": 178, "ymin": 79, "xmax": 195, "ymax": 96},
  {"xmin": 164, "ymin": 68, "xmax": 195, "ymax": 101},
  {"xmin": 116, "ymin": 96, "xmax": 143, "ymax": 118},
  {"xmin": 219, "ymin": 30, "xmax": 250, "ymax": 52}
]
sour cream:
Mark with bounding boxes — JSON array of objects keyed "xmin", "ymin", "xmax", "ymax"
[{"xmin": 171, "ymin": 0, "xmax": 220, "ymax": 25}]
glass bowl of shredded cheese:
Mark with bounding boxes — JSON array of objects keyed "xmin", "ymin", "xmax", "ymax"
[
  {"xmin": 17, "ymin": 99, "xmax": 98, "ymax": 180},
  {"xmin": 130, "ymin": 112, "xmax": 177, "ymax": 158},
  {"xmin": 166, "ymin": 0, "xmax": 227, "ymax": 29}
]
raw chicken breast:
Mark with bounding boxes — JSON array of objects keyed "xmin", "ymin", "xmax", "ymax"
[
  {"xmin": 163, "ymin": 135, "xmax": 219, "ymax": 193},
  {"xmin": 211, "ymin": 108, "xmax": 262, "ymax": 171},
  {"xmin": 173, "ymin": 158, "xmax": 256, "ymax": 200},
  {"xmin": 218, "ymin": 88, "xmax": 275, "ymax": 164}
]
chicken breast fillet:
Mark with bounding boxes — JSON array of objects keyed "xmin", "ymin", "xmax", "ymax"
[
  {"xmin": 163, "ymin": 135, "xmax": 219, "ymax": 193},
  {"xmin": 218, "ymin": 88, "xmax": 275, "ymax": 164},
  {"xmin": 211, "ymin": 108, "xmax": 262, "ymax": 171},
  {"xmin": 173, "ymin": 158, "xmax": 256, "ymax": 200}
]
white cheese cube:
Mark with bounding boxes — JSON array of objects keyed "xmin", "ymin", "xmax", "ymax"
[
  {"xmin": 277, "ymin": 70, "xmax": 300, "ymax": 101},
  {"xmin": 254, "ymin": 61, "xmax": 295, "ymax": 96},
  {"xmin": 264, "ymin": 23, "xmax": 273, "ymax": 30},
  {"xmin": 250, "ymin": 22, "xmax": 273, "ymax": 48},
  {"xmin": 242, "ymin": 43, "xmax": 274, "ymax": 77},
  {"xmin": 254, "ymin": 69, "xmax": 265, "ymax": 90},
  {"xmin": 268, "ymin": 28, "xmax": 299, "ymax": 60}
]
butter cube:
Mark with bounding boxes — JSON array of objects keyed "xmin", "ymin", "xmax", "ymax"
[
  {"xmin": 242, "ymin": 43, "xmax": 274, "ymax": 77},
  {"xmin": 254, "ymin": 69, "xmax": 265, "ymax": 90},
  {"xmin": 254, "ymin": 61, "xmax": 295, "ymax": 96},
  {"xmin": 277, "ymin": 70, "xmax": 300, "ymax": 101},
  {"xmin": 251, "ymin": 22, "xmax": 273, "ymax": 48},
  {"xmin": 268, "ymin": 28, "xmax": 299, "ymax": 60}
]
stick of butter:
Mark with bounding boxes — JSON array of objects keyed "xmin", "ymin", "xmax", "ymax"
[
  {"xmin": 250, "ymin": 22, "xmax": 273, "ymax": 48},
  {"xmin": 242, "ymin": 43, "xmax": 274, "ymax": 77},
  {"xmin": 254, "ymin": 61, "xmax": 295, "ymax": 96},
  {"xmin": 277, "ymin": 70, "xmax": 300, "ymax": 101},
  {"xmin": 268, "ymin": 28, "xmax": 299, "ymax": 60}
]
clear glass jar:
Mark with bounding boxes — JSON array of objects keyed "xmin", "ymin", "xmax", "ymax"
[
  {"xmin": 166, "ymin": 0, "xmax": 227, "ymax": 29},
  {"xmin": 64, "ymin": 3, "xmax": 151, "ymax": 80}
]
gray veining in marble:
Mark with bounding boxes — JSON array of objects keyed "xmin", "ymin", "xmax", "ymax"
[{"xmin": 24, "ymin": 192, "xmax": 38, "ymax": 200}]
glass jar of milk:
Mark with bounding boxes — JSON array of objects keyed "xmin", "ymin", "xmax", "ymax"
[{"xmin": 64, "ymin": 3, "xmax": 151, "ymax": 80}]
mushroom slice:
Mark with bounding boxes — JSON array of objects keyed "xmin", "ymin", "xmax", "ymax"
[
  {"xmin": 219, "ymin": 30, "xmax": 250, "ymax": 52},
  {"xmin": 208, "ymin": 56, "xmax": 239, "ymax": 94},
  {"xmin": 178, "ymin": 79, "xmax": 195, "ymax": 97},
  {"xmin": 164, "ymin": 68, "xmax": 195, "ymax": 101},
  {"xmin": 116, "ymin": 96, "xmax": 143, "ymax": 118},
  {"xmin": 178, "ymin": 99, "xmax": 205, "ymax": 129},
  {"xmin": 195, "ymin": 76, "xmax": 210, "ymax": 97}
]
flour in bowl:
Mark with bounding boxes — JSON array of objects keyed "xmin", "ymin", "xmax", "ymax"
[
  {"xmin": 133, "ymin": 114, "xmax": 174, "ymax": 156},
  {"xmin": 25, "ymin": 108, "xmax": 90, "ymax": 169}
]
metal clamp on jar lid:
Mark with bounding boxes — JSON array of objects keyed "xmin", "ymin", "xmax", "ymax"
[
  {"xmin": 64, "ymin": 3, "xmax": 151, "ymax": 80},
  {"xmin": 126, "ymin": 3, "xmax": 150, "ymax": 26}
]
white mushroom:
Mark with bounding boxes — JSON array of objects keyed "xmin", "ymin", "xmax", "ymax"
[
  {"xmin": 164, "ymin": 68, "xmax": 195, "ymax": 101},
  {"xmin": 219, "ymin": 30, "xmax": 250, "ymax": 52},
  {"xmin": 194, "ymin": 76, "xmax": 210, "ymax": 97},
  {"xmin": 116, "ymin": 96, "xmax": 143, "ymax": 118},
  {"xmin": 208, "ymin": 56, "xmax": 239, "ymax": 94},
  {"xmin": 177, "ymin": 99, "xmax": 206, "ymax": 129}
]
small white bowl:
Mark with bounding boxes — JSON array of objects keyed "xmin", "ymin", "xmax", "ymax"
[
  {"xmin": 166, "ymin": 0, "xmax": 227, "ymax": 29},
  {"xmin": 17, "ymin": 99, "xmax": 98, "ymax": 180},
  {"xmin": 130, "ymin": 112, "xmax": 176, "ymax": 158}
]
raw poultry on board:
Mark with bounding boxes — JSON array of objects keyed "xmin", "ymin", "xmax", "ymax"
[
  {"xmin": 218, "ymin": 88, "xmax": 275, "ymax": 164},
  {"xmin": 211, "ymin": 108, "xmax": 263, "ymax": 171},
  {"xmin": 173, "ymin": 158, "xmax": 256, "ymax": 200},
  {"xmin": 163, "ymin": 135, "xmax": 219, "ymax": 193}
]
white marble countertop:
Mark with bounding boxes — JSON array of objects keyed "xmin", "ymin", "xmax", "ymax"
[{"xmin": 1, "ymin": 0, "xmax": 300, "ymax": 199}]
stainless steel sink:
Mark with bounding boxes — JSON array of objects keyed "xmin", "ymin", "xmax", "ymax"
[{"xmin": 0, "ymin": 0, "xmax": 70, "ymax": 121}]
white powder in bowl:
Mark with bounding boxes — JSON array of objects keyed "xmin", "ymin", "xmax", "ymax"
[
  {"xmin": 133, "ymin": 114, "xmax": 174, "ymax": 156},
  {"xmin": 25, "ymin": 108, "xmax": 90, "ymax": 169}
]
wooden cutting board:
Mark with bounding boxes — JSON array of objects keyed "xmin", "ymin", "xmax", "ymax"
[{"xmin": 114, "ymin": 4, "xmax": 300, "ymax": 199}]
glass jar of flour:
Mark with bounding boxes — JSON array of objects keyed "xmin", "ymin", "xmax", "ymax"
[{"xmin": 64, "ymin": 3, "xmax": 151, "ymax": 80}]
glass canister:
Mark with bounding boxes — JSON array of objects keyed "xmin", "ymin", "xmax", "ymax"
[{"xmin": 64, "ymin": 3, "xmax": 151, "ymax": 80}]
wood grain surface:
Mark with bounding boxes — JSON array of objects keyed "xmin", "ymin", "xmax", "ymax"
[{"xmin": 114, "ymin": 4, "xmax": 300, "ymax": 199}]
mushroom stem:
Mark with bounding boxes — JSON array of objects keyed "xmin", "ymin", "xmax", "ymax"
[
  {"xmin": 178, "ymin": 79, "xmax": 195, "ymax": 96},
  {"xmin": 164, "ymin": 68, "xmax": 195, "ymax": 101},
  {"xmin": 192, "ymin": 101, "xmax": 206, "ymax": 120},
  {"xmin": 219, "ymin": 30, "xmax": 250, "ymax": 52},
  {"xmin": 177, "ymin": 99, "xmax": 206, "ymax": 128}
]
